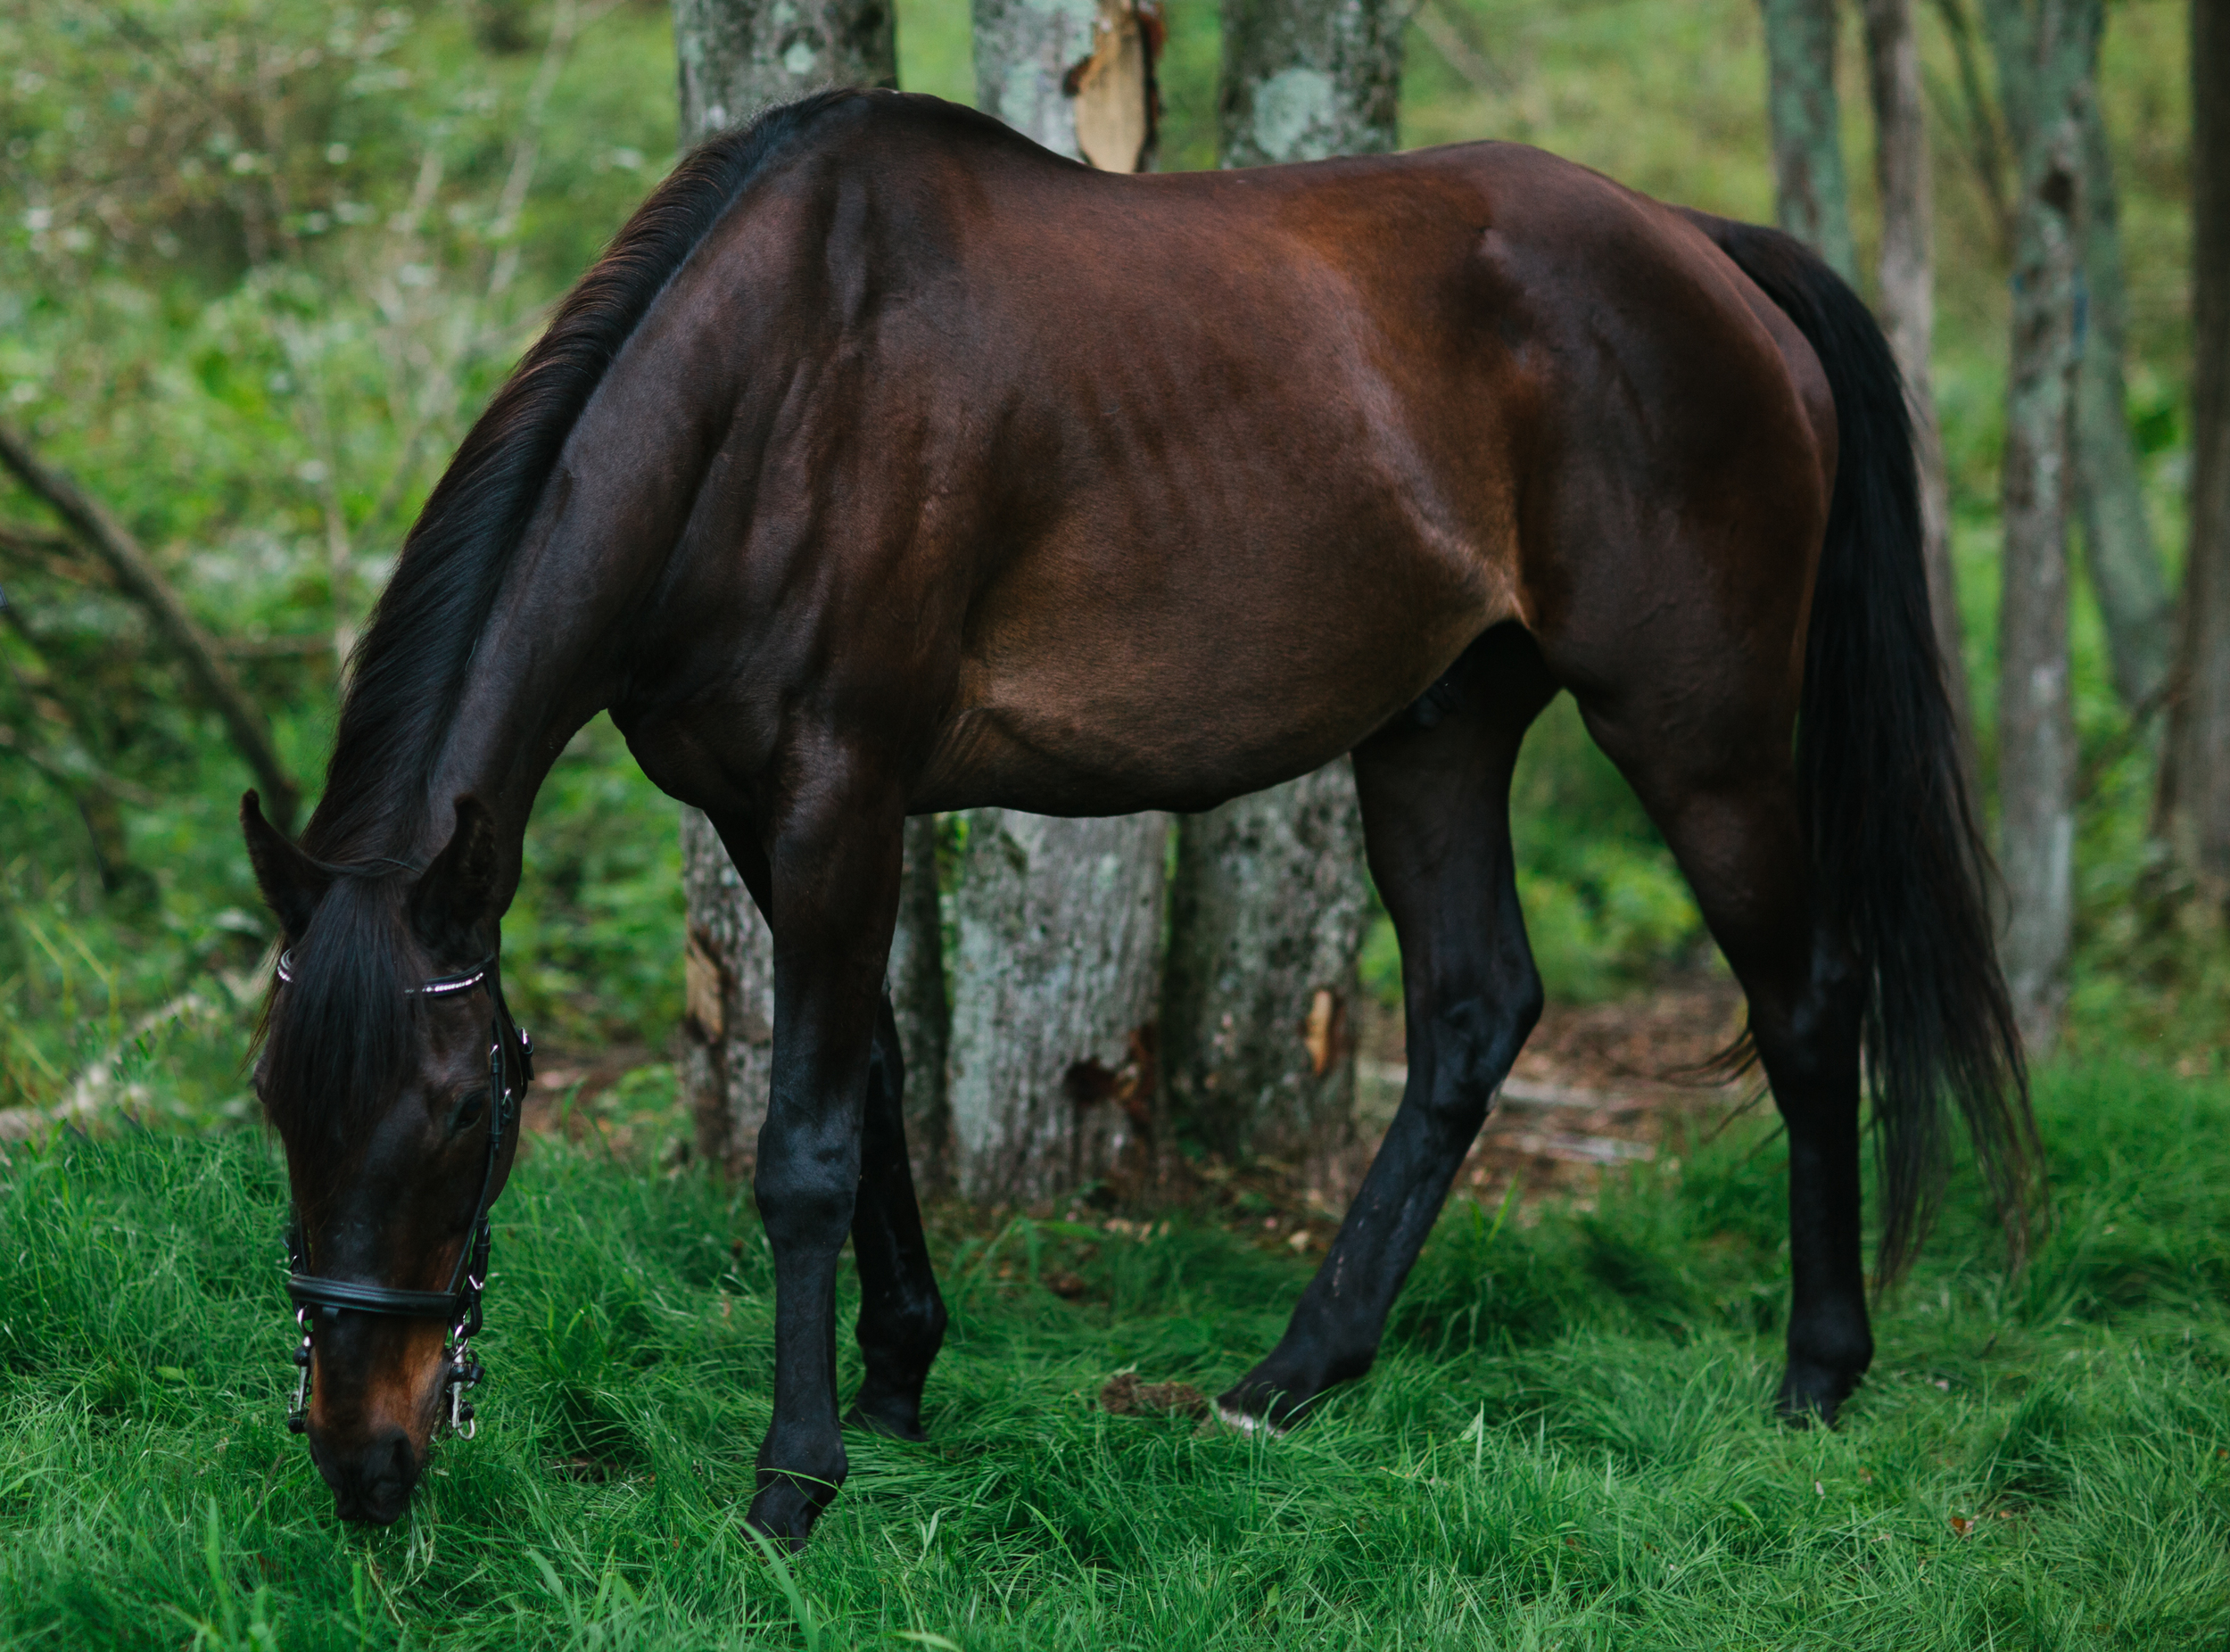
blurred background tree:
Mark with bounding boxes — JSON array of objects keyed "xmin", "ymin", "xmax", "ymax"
[{"xmin": 1, "ymin": 0, "xmax": 2217, "ymax": 1161}]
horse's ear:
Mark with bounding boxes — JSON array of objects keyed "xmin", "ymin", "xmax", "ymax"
[
  {"xmin": 242, "ymin": 791, "xmax": 331, "ymax": 942},
  {"xmin": 409, "ymin": 796, "xmax": 500, "ymax": 960}
]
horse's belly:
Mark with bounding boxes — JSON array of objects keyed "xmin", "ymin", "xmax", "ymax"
[{"xmin": 910, "ymin": 534, "xmax": 1515, "ymax": 815}]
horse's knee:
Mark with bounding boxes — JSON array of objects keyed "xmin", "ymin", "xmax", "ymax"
[{"xmin": 755, "ymin": 1152, "xmax": 859, "ymax": 1249}]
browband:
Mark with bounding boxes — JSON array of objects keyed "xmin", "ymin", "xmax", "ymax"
[{"xmin": 274, "ymin": 949, "xmax": 493, "ymax": 997}]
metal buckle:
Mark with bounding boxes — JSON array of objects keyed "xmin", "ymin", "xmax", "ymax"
[{"xmin": 287, "ymin": 1308, "xmax": 313, "ymax": 1434}]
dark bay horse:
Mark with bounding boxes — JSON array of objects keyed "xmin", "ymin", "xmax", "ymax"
[{"xmin": 242, "ymin": 88, "xmax": 2036, "ymax": 1543}]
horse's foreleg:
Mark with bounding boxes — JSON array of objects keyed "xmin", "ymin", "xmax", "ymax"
[
  {"xmin": 1221, "ymin": 627, "xmax": 1555, "ymax": 1430},
  {"xmin": 844, "ymin": 995, "xmax": 946, "ymax": 1441},
  {"xmin": 739, "ymin": 764, "xmax": 904, "ymax": 1548}
]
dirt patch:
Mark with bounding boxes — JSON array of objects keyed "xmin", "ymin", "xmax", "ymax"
[
  {"xmin": 516, "ymin": 980, "xmax": 1756, "ymax": 1251},
  {"xmin": 1196, "ymin": 975, "xmax": 1755, "ymax": 1247},
  {"xmin": 516, "ymin": 1041, "xmax": 674, "ymax": 1160}
]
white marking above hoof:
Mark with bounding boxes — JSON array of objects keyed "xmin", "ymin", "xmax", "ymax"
[{"xmin": 1211, "ymin": 1402, "xmax": 1288, "ymax": 1439}]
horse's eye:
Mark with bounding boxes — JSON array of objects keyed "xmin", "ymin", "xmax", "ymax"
[{"xmin": 447, "ymin": 1089, "xmax": 488, "ymax": 1136}]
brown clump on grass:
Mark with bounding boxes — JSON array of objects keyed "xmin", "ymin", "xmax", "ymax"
[{"xmin": 1100, "ymin": 1371, "xmax": 1209, "ymax": 1419}]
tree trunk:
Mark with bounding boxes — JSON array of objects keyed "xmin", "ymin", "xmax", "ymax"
[
  {"xmin": 1163, "ymin": 763, "xmax": 1368, "ymax": 1174},
  {"xmin": 974, "ymin": 0, "xmax": 1160, "ymax": 171},
  {"xmin": 2157, "ymin": 0, "xmax": 2230, "ymax": 888},
  {"xmin": 1861, "ymin": 0, "xmax": 1971, "ymax": 743},
  {"xmin": 1218, "ymin": 0, "xmax": 1401, "ymax": 167},
  {"xmin": 673, "ymin": 0, "xmax": 896, "ymax": 141},
  {"xmin": 1173, "ymin": 0, "xmax": 1386, "ymax": 1178},
  {"xmin": 1988, "ymin": 0, "xmax": 2094, "ymax": 1050},
  {"xmin": 946, "ymin": 0, "xmax": 1169, "ymax": 1209},
  {"xmin": 1934, "ymin": 0, "xmax": 2019, "ymax": 255},
  {"xmin": 1758, "ymin": 0, "xmax": 1858, "ymax": 284},
  {"xmin": 681, "ymin": 809, "xmax": 948, "ymax": 1184},
  {"xmin": 946, "ymin": 811, "xmax": 1168, "ymax": 1204},
  {"xmin": 887, "ymin": 814, "xmax": 951, "ymax": 1191},
  {"xmin": 680, "ymin": 806, "xmax": 776, "ymax": 1177},
  {"xmin": 670, "ymin": 0, "xmax": 903, "ymax": 1176},
  {"xmin": 2068, "ymin": 29, "xmax": 2174, "ymax": 711}
]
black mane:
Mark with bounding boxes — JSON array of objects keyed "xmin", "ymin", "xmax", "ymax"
[{"xmin": 261, "ymin": 92, "xmax": 855, "ymax": 1158}]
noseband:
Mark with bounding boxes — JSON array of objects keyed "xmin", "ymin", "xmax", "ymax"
[{"xmin": 277, "ymin": 950, "xmax": 532, "ymax": 1440}]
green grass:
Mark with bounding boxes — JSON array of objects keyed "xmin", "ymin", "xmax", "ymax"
[{"xmin": 4, "ymin": 1053, "xmax": 2228, "ymax": 1648}]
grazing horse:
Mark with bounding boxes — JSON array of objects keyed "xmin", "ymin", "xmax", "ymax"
[{"xmin": 243, "ymin": 88, "xmax": 2036, "ymax": 1544}]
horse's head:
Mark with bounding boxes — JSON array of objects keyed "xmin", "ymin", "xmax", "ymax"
[{"xmin": 242, "ymin": 792, "xmax": 527, "ymax": 1524}]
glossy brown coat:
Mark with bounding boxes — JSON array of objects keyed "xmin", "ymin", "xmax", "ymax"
[{"xmin": 245, "ymin": 92, "xmax": 2030, "ymax": 1546}]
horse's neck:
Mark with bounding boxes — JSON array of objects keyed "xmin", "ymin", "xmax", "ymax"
[
  {"xmin": 372, "ymin": 278, "xmax": 731, "ymax": 875},
  {"xmin": 430, "ymin": 622, "xmax": 607, "ymax": 875}
]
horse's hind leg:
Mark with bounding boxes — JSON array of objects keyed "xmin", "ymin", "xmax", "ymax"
[
  {"xmin": 1573, "ymin": 672, "xmax": 1871, "ymax": 1421},
  {"xmin": 1221, "ymin": 625, "xmax": 1557, "ymax": 1429},
  {"xmin": 844, "ymin": 994, "xmax": 947, "ymax": 1441}
]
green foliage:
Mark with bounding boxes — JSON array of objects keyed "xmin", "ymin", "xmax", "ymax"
[
  {"xmin": 0, "ymin": 0, "xmax": 2218, "ymax": 1114},
  {"xmin": 4, "ymin": 1053, "xmax": 2229, "ymax": 1646},
  {"xmin": 1, "ymin": 0, "xmax": 684, "ymax": 1110}
]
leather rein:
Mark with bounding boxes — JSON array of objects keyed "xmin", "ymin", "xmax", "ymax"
[{"xmin": 277, "ymin": 949, "xmax": 532, "ymax": 1440}]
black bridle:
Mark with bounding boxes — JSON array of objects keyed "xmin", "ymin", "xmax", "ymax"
[{"xmin": 278, "ymin": 949, "xmax": 532, "ymax": 1440}]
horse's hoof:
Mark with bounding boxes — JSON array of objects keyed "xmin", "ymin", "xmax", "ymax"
[
  {"xmin": 1775, "ymin": 1359, "xmax": 1859, "ymax": 1427},
  {"xmin": 1215, "ymin": 1360, "xmax": 1334, "ymax": 1433},
  {"xmin": 844, "ymin": 1399, "xmax": 930, "ymax": 1443},
  {"xmin": 747, "ymin": 1479, "xmax": 832, "ymax": 1551}
]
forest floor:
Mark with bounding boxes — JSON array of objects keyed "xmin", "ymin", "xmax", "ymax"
[
  {"xmin": 508, "ymin": 976, "xmax": 1758, "ymax": 1259},
  {"xmin": 1162, "ymin": 977, "xmax": 1756, "ymax": 1269},
  {"xmin": 4, "ymin": 992, "xmax": 2227, "ymax": 1649}
]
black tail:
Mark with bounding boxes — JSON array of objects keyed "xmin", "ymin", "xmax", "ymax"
[{"xmin": 1686, "ymin": 212, "xmax": 2041, "ymax": 1283}]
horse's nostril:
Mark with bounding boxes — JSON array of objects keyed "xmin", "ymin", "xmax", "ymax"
[{"xmin": 326, "ymin": 1426, "xmax": 420, "ymax": 1525}]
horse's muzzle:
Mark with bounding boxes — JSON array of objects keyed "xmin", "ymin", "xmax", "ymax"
[{"xmin": 311, "ymin": 1425, "xmax": 421, "ymax": 1524}]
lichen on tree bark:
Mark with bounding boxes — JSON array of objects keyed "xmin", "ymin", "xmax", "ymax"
[
  {"xmin": 673, "ymin": 0, "xmax": 895, "ymax": 141},
  {"xmin": 946, "ymin": 810, "xmax": 1169, "ymax": 1203},
  {"xmin": 2157, "ymin": 0, "xmax": 2230, "ymax": 890},
  {"xmin": 1861, "ymin": 0, "xmax": 1970, "ymax": 746},
  {"xmin": 2071, "ymin": 87, "xmax": 2174, "ymax": 714},
  {"xmin": 1163, "ymin": 762, "xmax": 1367, "ymax": 1174},
  {"xmin": 1218, "ymin": 0, "xmax": 1400, "ymax": 167},
  {"xmin": 1988, "ymin": 0, "xmax": 2095, "ymax": 1049},
  {"xmin": 1758, "ymin": 0, "xmax": 1858, "ymax": 284}
]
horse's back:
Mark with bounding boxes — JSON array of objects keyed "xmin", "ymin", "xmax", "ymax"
[{"xmin": 632, "ymin": 94, "xmax": 1833, "ymax": 815}]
